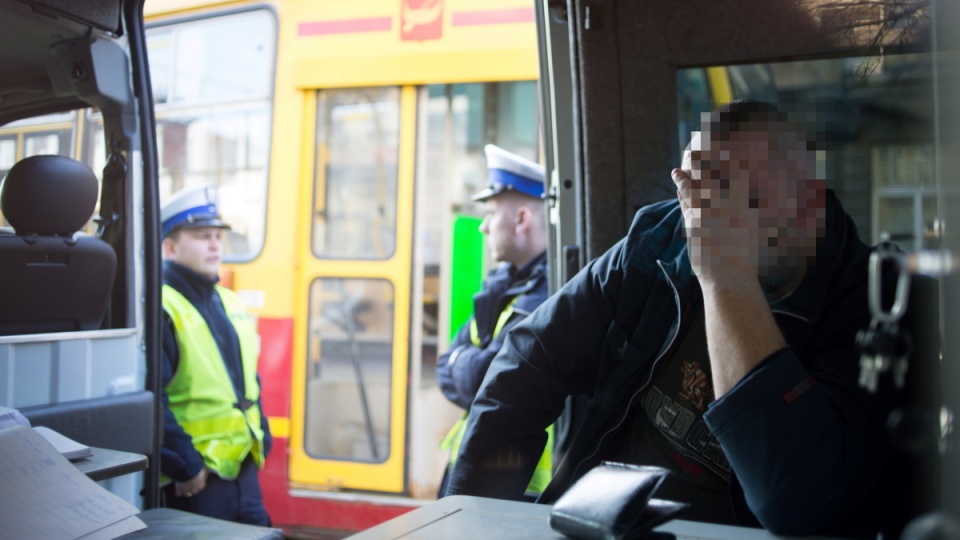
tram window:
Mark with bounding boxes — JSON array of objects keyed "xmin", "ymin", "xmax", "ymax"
[
  {"xmin": 147, "ymin": 9, "xmax": 275, "ymax": 261},
  {"xmin": 0, "ymin": 136, "xmax": 15, "ymax": 179},
  {"xmin": 0, "ymin": 113, "xmax": 76, "ymax": 164},
  {"xmin": 431, "ymin": 82, "xmax": 540, "ymax": 215},
  {"xmin": 150, "ymin": 13, "xmax": 273, "ymax": 104},
  {"xmin": 313, "ymin": 87, "xmax": 401, "ymax": 260},
  {"xmin": 0, "ymin": 137, "xmax": 12, "ymax": 226},
  {"xmin": 677, "ymin": 53, "xmax": 937, "ymax": 250},
  {"xmin": 415, "ymin": 81, "xmax": 539, "ymax": 385},
  {"xmin": 149, "ymin": 28, "xmax": 172, "ymax": 105},
  {"xmin": 84, "ymin": 116, "xmax": 107, "ymax": 176},
  {"xmin": 24, "ymin": 131, "xmax": 71, "ymax": 157},
  {"xmin": 304, "ymin": 277, "xmax": 394, "ymax": 462}
]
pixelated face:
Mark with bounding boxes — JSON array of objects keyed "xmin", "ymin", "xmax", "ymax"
[
  {"xmin": 163, "ymin": 227, "xmax": 224, "ymax": 279},
  {"xmin": 682, "ymin": 125, "xmax": 824, "ymax": 291}
]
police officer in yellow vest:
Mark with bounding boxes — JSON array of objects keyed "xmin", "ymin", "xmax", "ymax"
[
  {"xmin": 437, "ymin": 145, "xmax": 551, "ymax": 498},
  {"xmin": 160, "ymin": 184, "xmax": 272, "ymax": 526}
]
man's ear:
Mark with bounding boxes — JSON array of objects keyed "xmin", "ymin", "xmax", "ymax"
[
  {"xmin": 514, "ymin": 206, "xmax": 532, "ymax": 231},
  {"xmin": 161, "ymin": 237, "xmax": 177, "ymax": 260}
]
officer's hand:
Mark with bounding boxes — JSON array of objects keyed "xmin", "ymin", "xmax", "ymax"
[{"xmin": 175, "ymin": 467, "xmax": 209, "ymax": 498}]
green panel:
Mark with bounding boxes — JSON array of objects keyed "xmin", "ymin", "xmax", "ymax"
[{"xmin": 450, "ymin": 215, "xmax": 485, "ymax": 341}]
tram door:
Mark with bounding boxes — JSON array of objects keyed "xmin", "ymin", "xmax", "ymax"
[{"xmin": 289, "ymin": 87, "xmax": 416, "ymax": 493}]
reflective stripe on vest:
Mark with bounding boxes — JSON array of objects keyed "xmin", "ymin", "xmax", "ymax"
[
  {"xmin": 162, "ymin": 284, "xmax": 265, "ymax": 480},
  {"xmin": 469, "ymin": 297, "xmax": 519, "ymax": 347}
]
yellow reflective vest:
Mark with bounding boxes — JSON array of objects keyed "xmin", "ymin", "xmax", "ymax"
[{"xmin": 162, "ymin": 284, "xmax": 266, "ymax": 480}]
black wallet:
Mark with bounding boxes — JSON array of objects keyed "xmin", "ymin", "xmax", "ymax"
[{"xmin": 548, "ymin": 462, "xmax": 688, "ymax": 540}]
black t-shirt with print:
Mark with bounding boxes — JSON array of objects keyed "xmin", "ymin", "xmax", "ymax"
[{"xmin": 620, "ymin": 309, "xmax": 737, "ymax": 525}]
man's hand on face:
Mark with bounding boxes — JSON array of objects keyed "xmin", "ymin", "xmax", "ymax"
[
  {"xmin": 673, "ymin": 127, "xmax": 795, "ymax": 398},
  {"xmin": 672, "ymin": 134, "xmax": 763, "ymax": 286}
]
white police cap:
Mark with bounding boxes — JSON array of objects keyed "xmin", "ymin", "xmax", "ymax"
[
  {"xmin": 472, "ymin": 144, "xmax": 546, "ymax": 202},
  {"xmin": 160, "ymin": 184, "xmax": 230, "ymax": 238}
]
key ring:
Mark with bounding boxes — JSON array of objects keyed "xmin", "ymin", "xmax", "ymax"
[{"xmin": 868, "ymin": 243, "xmax": 911, "ymax": 325}]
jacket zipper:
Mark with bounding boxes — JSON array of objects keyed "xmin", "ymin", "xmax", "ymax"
[{"xmin": 569, "ymin": 259, "xmax": 684, "ymax": 480}]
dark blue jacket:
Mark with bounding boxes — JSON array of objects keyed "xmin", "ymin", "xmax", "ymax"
[
  {"xmin": 438, "ymin": 252, "xmax": 549, "ymax": 410},
  {"xmin": 446, "ymin": 193, "xmax": 902, "ymax": 537}
]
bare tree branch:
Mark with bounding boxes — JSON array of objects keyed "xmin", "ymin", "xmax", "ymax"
[{"xmin": 801, "ymin": 0, "xmax": 930, "ymax": 77}]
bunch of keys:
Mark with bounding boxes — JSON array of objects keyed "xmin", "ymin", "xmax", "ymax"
[
  {"xmin": 856, "ymin": 320, "xmax": 912, "ymax": 392},
  {"xmin": 857, "ymin": 243, "xmax": 913, "ymax": 393}
]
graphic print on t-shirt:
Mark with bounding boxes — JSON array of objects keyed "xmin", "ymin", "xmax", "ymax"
[
  {"xmin": 640, "ymin": 310, "xmax": 731, "ymax": 480},
  {"xmin": 679, "ymin": 359, "xmax": 710, "ymax": 411}
]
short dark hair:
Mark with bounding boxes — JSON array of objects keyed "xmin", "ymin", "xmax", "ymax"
[
  {"xmin": 717, "ymin": 98, "xmax": 783, "ymax": 118},
  {"xmin": 700, "ymin": 99, "xmax": 822, "ymax": 179},
  {"xmin": 705, "ymin": 100, "xmax": 787, "ymax": 139}
]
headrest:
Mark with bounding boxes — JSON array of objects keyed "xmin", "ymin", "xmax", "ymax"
[
  {"xmin": 160, "ymin": 184, "xmax": 230, "ymax": 238},
  {"xmin": 472, "ymin": 144, "xmax": 546, "ymax": 202},
  {"xmin": 1, "ymin": 155, "xmax": 99, "ymax": 236}
]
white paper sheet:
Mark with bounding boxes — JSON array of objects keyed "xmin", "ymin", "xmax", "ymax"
[{"xmin": 0, "ymin": 425, "xmax": 145, "ymax": 540}]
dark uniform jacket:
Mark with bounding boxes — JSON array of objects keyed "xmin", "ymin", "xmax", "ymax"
[
  {"xmin": 438, "ymin": 251, "xmax": 549, "ymax": 410},
  {"xmin": 446, "ymin": 193, "xmax": 903, "ymax": 537}
]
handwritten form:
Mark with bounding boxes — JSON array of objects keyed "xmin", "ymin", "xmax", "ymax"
[{"xmin": 0, "ymin": 425, "xmax": 146, "ymax": 540}]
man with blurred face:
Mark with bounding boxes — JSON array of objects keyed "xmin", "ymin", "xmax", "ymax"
[
  {"xmin": 673, "ymin": 113, "xmax": 826, "ymax": 397},
  {"xmin": 445, "ymin": 101, "xmax": 901, "ymax": 537},
  {"xmin": 159, "ymin": 185, "xmax": 272, "ymax": 526}
]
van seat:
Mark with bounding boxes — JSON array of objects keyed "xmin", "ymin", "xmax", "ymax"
[{"xmin": 0, "ymin": 155, "xmax": 116, "ymax": 335}]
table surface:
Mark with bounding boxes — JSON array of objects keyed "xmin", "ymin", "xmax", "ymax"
[
  {"xmin": 345, "ymin": 495, "xmax": 850, "ymax": 540},
  {"xmin": 73, "ymin": 446, "xmax": 148, "ymax": 482}
]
